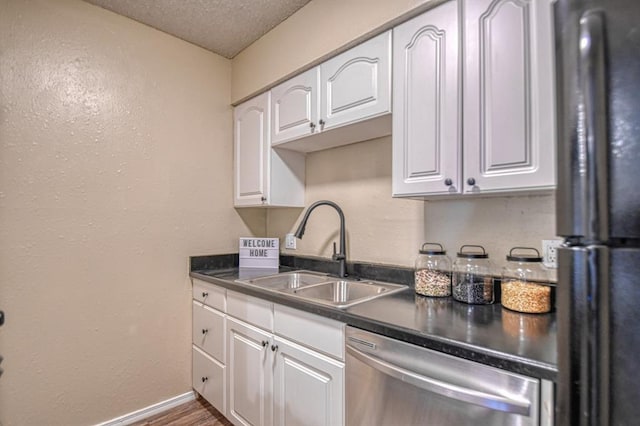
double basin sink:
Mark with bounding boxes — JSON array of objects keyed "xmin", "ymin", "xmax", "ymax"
[{"xmin": 236, "ymin": 271, "xmax": 407, "ymax": 308}]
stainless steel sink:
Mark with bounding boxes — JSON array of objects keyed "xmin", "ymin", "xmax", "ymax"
[
  {"xmin": 236, "ymin": 271, "xmax": 407, "ymax": 308},
  {"xmin": 239, "ymin": 271, "xmax": 329, "ymax": 290},
  {"xmin": 283, "ymin": 280, "xmax": 406, "ymax": 308}
]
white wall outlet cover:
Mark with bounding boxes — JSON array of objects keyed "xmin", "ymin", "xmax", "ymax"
[
  {"xmin": 285, "ymin": 233, "xmax": 296, "ymax": 250},
  {"xmin": 542, "ymin": 239, "xmax": 562, "ymax": 268}
]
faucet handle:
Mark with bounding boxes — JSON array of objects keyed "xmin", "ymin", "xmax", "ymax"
[{"xmin": 332, "ymin": 242, "xmax": 345, "ymax": 261}]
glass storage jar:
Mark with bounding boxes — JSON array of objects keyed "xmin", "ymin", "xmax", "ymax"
[
  {"xmin": 501, "ymin": 247, "xmax": 552, "ymax": 313},
  {"xmin": 452, "ymin": 245, "xmax": 494, "ymax": 304},
  {"xmin": 414, "ymin": 243, "xmax": 452, "ymax": 297}
]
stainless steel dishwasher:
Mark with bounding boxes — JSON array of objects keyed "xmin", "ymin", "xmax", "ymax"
[{"xmin": 346, "ymin": 326, "xmax": 554, "ymax": 425}]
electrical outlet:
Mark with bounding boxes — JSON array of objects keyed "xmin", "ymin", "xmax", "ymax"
[
  {"xmin": 542, "ymin": 239, "xmax": 562, "ymax": 268},
  {"xmin": 285, "ymin": 233, "xmax": 296, "ymax": 250}
]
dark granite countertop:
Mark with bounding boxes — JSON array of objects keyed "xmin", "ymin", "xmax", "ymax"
[{"xmin": 189, "ymin": 255, "xmax": 557, "ymax": 381}]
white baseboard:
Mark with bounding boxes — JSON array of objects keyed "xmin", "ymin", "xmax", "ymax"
[{"xmin": 95, "ymin": 391, "xmax": 196, "ymax": 426}]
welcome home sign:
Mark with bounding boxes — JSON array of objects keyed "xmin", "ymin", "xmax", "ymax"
[{"xmin": 239, "ymin": 237, "xmax": 279, "ymax": 269}]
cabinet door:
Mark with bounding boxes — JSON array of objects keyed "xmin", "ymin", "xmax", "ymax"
[
  {"xmin": 273, "ymin": 337, "xmax": 344, "ymax": 426},
  {"xmin": 227, "ymin": 318, "xmax": 273, "ymax": 426},
  {"xmin": 272, "ymin": 68, "xmax": 320, "ymax": 145},
  {"xmin": 234, "ymin": 92, "xmax": 270, "ymax": 206},
  {"xmin": 320, "ymin": 31, "xmax": 391, "ymax": 131},
  {"xmin": 463, "ymin": 0, "xmax": 556, "ymax": 193},
  {"xmin": 392, "ymin": 1, "xmax": 461, "ymax": 196}
]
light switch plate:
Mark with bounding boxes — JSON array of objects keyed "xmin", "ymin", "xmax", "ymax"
[{"xmin": 285, "ymin": 233, "xmax": 296, "ymax": 250}]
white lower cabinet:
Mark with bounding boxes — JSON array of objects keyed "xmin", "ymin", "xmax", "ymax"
[
  {"xmin": 227, "ymin": 317, "xmax": 274, "ymax": 426},
  {"xmin": 193, "ymin": 284, "xmax": 345, "ymax": 426},
  {"xmin": 193, "ymin": 345, "xmax": 226, "ymax": 413},
  {"xmin": 273, "ymin": 336, "xmax": 344, "ymax": 426},
  {"xmin": 193, "ymin": 301, "xmax": 225, "ymax": 362},
  {"xmin": 192, "ymin": 280, "xmax": 227, "ymax": 415},
  {"xmin": 225, "ymin": 317, "xmax": 345, "ymax": 426}
]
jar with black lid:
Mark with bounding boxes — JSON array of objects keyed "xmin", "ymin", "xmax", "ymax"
[
  {"xmin": 501, "ymin": 247, "xmax": 552, "ymax": 313},
  {"xmin": 452, "ymin": 245, "xmax": 494, "ymax": 304},
  {"xmin": 414, "ymin": 243, "xmax": 452, "ymax": 297}
]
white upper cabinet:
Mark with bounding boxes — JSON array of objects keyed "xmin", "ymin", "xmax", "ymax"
[
  {"xmin": 235, "ymin": 92, "xmax": 269, "ymax": 206},
  {"xmin": 392, "ymin": 0, "xmax": 461, "ymax": 196},
  {"xmin": 271, "ymin": 68, "xmax": 320, "ymax": 145},
  {"xmin": 392, "ymin": 0, "xmax": 556, "ymax": 198},
  {"xmin": 320, "ymin": 31, "xmax": 392, "ymax": 132},
  {"xmin": 463, "ymin": 0, "xmax": 556, "ymax": 193},
  {"xmin": 234, "ymin": 92, "xmax": 305, "ymax": 207},
  {"xmin": 271, "ymin": 31, "xmax": 392, "ymax": 153}
]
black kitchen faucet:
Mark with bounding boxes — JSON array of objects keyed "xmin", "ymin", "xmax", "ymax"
[{"xmin": 294, "ymin": 200, "xmax": 347, "ymax": 278}]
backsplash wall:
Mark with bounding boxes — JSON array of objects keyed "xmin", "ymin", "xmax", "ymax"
[{"xmin": 269, "ymin": 137, "xmax": 556, "ymax": 269}]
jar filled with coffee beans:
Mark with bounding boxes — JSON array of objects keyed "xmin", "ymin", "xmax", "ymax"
[
  {"xmin": 452, "ymin": 245, "xmax": 495, "ymax": 304},
  {"xmin": 501, "ymin": 247, "xmax": 552, "ymax": 314},
  {"xmin": 415, "ymin": 243, "xmax": 452, "ymax": 297}
]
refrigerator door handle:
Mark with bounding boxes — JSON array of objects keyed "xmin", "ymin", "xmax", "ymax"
[
  {"xmin": 577, "ymin": 11, "xmax": 609, "ymax": 242},
  {"xmin": 557, "ymin": 246, "xmax": 610, "ymax": 426}
]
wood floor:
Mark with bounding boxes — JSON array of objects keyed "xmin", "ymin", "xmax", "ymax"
[{"xmin": 131, "ymin": 396, "xmax": 233, "ymax": 426}]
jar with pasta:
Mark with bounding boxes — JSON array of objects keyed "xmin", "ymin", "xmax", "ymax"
[
  {"xmin": 414, "ymin": 243, "xmax": 452, "ymax": 297},
  {"xmin": 501, "ymin": 247, "xmax": 552, "ymax": 314}
]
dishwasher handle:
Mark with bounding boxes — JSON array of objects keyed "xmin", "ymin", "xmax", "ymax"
[{"xmin": 346, "ymin": 344, "xmax": 531, "ymax": 416}]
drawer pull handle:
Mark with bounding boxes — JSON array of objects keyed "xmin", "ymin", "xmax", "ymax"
[
  {"xmin": 261, "ymin": 340, "xmax": 268, "ymax": 348},
  {"xmin": 201, "ymin": 376, "xmax": 208, "ymax": 383},
  {"xmin": 271, "ymin": 344, "xmax": 279, "ymax": 352},
  {"xmin": 202, "ymin": 329, "xmax": 208, "ymax": 335},
  {"xmin": 202, "ymin": 292, "xmax": 208, "ymax": 298}
]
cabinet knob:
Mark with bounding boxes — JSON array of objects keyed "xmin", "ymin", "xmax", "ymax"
[
  {"xmin": 467, "ymin": 177, "xmax": 476, "ymax": 186},
  {"xmin": 261, "ymin": 196, "xmax": 267, "ymax": 202},
  {"xmin": 202, "ymin": 329, "xmax": 208, "ymax": 335},
  {"xmin": 201, "ymin": 292, "xmax": 208, "ymax": 298},
  {"xmin": 444, "ymin": 178, "xmax": 453, "ymax": 186},
  {"xmin": 319, "ymin": 119, "xmax": 325, "ymax": 129},
  {"xmin": 201, "ymin": 377, "xmax": 208, "ymax": 383},
  {"xmin": 261, "ymin": 340, "xmax": 268, "ymax": 348},
  {"xmin": 271, "ymin": 344, "xmax": 279, "ymax": 352},
  {"xmin": 309, "ymin": 122, "xmax": 316, "ymax": 131}
]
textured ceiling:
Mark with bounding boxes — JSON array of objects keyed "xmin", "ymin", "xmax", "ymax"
[{"xmin": 84, "ymin": 0, "xmax": 312, "ymax": 58}]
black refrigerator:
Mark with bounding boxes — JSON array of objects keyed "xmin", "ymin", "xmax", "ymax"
[{"xmin": 555, "ymin": 0, "xmax": 640, "ymax": 425}]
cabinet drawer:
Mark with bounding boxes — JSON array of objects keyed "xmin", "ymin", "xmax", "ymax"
[
  {"xmin": 192, "ymin": 279, "xmax": 226, "ymax": 311},
  {"xmin": 192, "ymin": 345, "xmax": 225, "ymax": 415},
  {"xmin": 274, "ymin": 304, "xmax": 345, "ymax": 360},
  {"xmin": 192, "ymin": 301, "xmax": 225, "ymax": 363},
  {"xmin": 227, "ymin": 290, "xmax": 273, "ymax": 331}
]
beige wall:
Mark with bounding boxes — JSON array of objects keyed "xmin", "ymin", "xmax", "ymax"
[
  {"xmin": 0, "ymin": 1, "xmax": 263, "ymax": 425},
  {"xmin": 269, "ymin": 138, "xmax": 556, "ymax": 269},
  {"xmin": 231, "ymin": 0, "xmax": 437, "ymax": 103}
]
